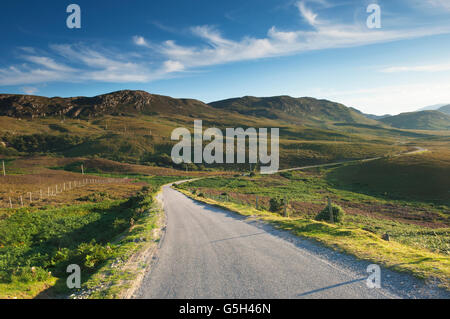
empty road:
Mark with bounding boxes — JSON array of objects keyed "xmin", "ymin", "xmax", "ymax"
[{"xmin": 135, "ymin": 185, "xmax": 446, "ymax": 299}]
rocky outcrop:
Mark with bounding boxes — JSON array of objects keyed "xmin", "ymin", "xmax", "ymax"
[{"xmin": 0, "ymin": 90, "xmax": 211, "ymax": 118}]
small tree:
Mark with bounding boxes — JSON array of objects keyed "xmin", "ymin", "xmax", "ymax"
[
  {"xmin": 269, "ymin": 197, "xmax": 284, "ymax": 213},
  {"xmin": 315, "ymin": 204, "xmax": 345, "ymax": 223}
]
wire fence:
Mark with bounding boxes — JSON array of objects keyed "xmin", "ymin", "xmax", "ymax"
[{"xmin": 1, "ymin": 177, "xmax": 128, "ymax": 209}]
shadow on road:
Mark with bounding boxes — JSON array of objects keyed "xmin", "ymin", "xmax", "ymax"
[{"xmin": 297, "ymin": 278, "xmax": 366, "ymax": 297}]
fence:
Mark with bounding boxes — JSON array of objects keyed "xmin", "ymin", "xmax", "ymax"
[{"xmin": 1, "ymin": 177, "xmax": 128, "ymax": 209}]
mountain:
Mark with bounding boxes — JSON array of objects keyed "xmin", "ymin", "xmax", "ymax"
[
  {"xmin": 0, "ymin": 90, "xmax": 217, "ymax": 119},
  {"xmin": 209, "ymin": 96, "xmax": 378, "ymax": 125},
  {"xmin": 438, "ymin": 104, "xmax": 450, "ymax": 115},
  {"xmin": 416, "ymin": 103, "xmax": 448, "ymax": 111},
  {"xmin": 379, "ymin": 110, "xmax": 450, "ymax": 130},
  {"xmin": 0, "ymin": 90, "xmax": 439, "ymax": 169}
]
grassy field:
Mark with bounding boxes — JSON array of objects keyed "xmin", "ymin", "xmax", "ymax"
[
  {"xmin": 3, "ymin": 111, "xmax": 445, "ymax": 170},
  {"xmin": 0, "ymin": 174, "xmax": 182, "ymax": 299}
]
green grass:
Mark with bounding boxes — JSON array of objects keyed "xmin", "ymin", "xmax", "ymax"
[{"xmin": 0, "ymin": 175, "xmax": 181, "ymax": 299}]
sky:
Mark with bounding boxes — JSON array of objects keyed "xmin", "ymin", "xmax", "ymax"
[{"xmin": 1, "ymin": 0, "xmax": 450, "ymax": 115}]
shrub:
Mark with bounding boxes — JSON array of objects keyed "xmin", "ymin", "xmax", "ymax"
[
  {"xmin": 315, "ymin": 204, "xmax": 345, "ymax": 223},
  {"xmin": 11, "ymin": 267, "xmax": 51, "ymax": 283},
  {"xmin": 269, "ymin": 197, "xmax": 284, "ymax": 213},
  {"xmin": 280, "ymin": 171, "xmax": 293, "ymax": 179},
  {"xmin": 76, "ymin": 241, "xmax": 115, "ymax": 269},
  {"xmin": 78, "ymin": 192, "xmax": 110, "ymax": 202}
]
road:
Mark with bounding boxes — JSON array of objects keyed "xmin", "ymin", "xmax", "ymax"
[
  {"xmin": 274, "ymin": 146, "xmax": 428, "ymax": 174},
  {"xmin": 135, "ymin": 185, "xmax": 444, "ymax": 299}
]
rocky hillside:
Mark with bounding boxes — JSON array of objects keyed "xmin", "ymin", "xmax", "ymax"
[{"xmin": 0, "ymin": 90, "xmax": 215, "ymax": 119}]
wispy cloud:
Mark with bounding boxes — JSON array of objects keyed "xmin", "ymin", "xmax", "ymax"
[
  {"xmin": 380, "ymin": 62, "xmax": 450, "ymax": 73},
  {"xmin": 1, "ymin": 1, "xmax": 450, "ymax": 87},
  {"xmin": 158, "ymin": 1, "xmax": 450, "ymax": 71}
]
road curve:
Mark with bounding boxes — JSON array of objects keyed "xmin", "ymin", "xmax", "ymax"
[
  {"xmin": 274, "ymin": 147, "xmax": 428, "ymax": 174},
  {"xmin": 135, "ymin": 185, "xmax": 447, "ymax": 299}
]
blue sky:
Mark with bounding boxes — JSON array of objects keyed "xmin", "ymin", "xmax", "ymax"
[{"xmin": 1, "ymin": 0, "xmax": 450, "ymax": 115}]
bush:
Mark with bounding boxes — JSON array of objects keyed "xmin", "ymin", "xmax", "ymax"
[
  {"xmin": 269, "ymin": 197, "xmax": 284, "ymax": 213},
  {"xmin": 315, "ymin": 204, "xmax": 345, "ymax": 223},
  {"xmin": 280, "ymin": 171, "xmax": 293, "ymax": 179},
  {"xmin": 11, "ymin": 267, "xmax": 51, "ymax": 283},
  {"xmin": 78, "ymin": 192, "xmax": 110, "ymax": 202}
]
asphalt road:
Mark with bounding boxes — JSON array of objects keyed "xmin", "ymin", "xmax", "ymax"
[{"xmin": 136, "ymin": 186, "xmax": 421, "ymax": 299}]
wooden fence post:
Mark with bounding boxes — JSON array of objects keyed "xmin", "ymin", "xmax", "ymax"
[
  {"xmin": 255, "ymin": 196, "xmax": 259, "ymax": 209},
  {"xmin": 20, "ymin": 196, "xmax": 23, "ymax": 207},
  {"xmin": 284, "ymin": 196, "xmax": 288, "ymax": 217},
  {"xmin": 2, "ymin": 160, "xmax": 5, "ymax": 176},
  {"xmin": 28, "ymin": 192, "xmax": 32, "ymax": 203},
  {"xmin": 9, "ymin": 197, "xmax": 12, "ymax": 209}
]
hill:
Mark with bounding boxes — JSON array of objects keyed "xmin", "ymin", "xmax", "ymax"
[
  {"xmin": 380, "ymin": 110, "xmax": 450, "ymax": 131},
  {"xmin": 438, "ymin": 104, "xmax": 450, "ymax": 115},
  {"xmin": 0, "ymin": 90, "xmax": 442, "ymax": 169},
  {"xmin": 416, "ymin": 103, "xmax": 448, "ymax": 111},
  {"xmin": 0, "ymin": 90, "xmax": 218, "ymax": 119},
  {"xmin": 209, "ymin": 96, "xmax": 378, "ymax": 126}
]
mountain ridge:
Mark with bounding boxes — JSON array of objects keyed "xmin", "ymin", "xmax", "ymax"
[
  {"xmin": 379, "ymin": 110, "xmax": 450, "ymax": 131},
  {"xmin": 209, "ymin": 95, "xmax": 378, "ymax": 125}
]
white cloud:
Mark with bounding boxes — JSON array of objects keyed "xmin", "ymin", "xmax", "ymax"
[
  {"xmin": 163, "ymin": 60, "xmax": 185, "ymax": 73},
  {"xmin": 381, "ymin": 63, "xmax": 450, "ymax": 73},
  {"xmin": 296, "ymin": 1, "xmax": 320, "ymax": 26},
  {"xmin": 157, "ymin": 2, "xmax": 450, "ymax": 72},
  {"xmin": 133, "ymin": 35, "xmax": 150, "ymax": 47}
]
